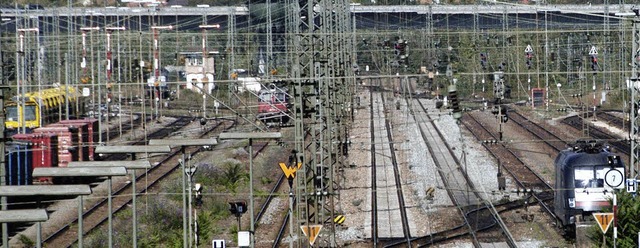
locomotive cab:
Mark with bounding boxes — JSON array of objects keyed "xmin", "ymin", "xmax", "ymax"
[
  {"xmin": 256, "ymin": 82, "xmax": 291, "ymax": 126},
  {"xmin": 554, "ymin": 140, "xmax": 625, "ymax": 228}
]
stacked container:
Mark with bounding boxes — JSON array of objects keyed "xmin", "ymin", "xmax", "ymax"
[
  {"xmin": 59, "ymin": 118, "xmax": 98, "ymax": 160},
  {"xmin": 5, "ymin": 143, "xmax": 32, "ymax": 185},
  {"xmin": 51, "ymin": 122, "xmax": 89, "ymax": 161},
  {"xmin": 33, "ymin": 126, "xmax": 79, "ymax": 167},
  {"xmin": 12, "ymin": 133, "xmax": 59, "ymax": 183}
]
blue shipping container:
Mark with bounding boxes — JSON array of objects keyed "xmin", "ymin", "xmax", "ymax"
[{"xmin": 5, "ymin": 143, "xmax": 33, "ymax": 185}]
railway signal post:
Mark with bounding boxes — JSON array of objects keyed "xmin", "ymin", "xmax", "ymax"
[
  {"xmin": 491, "ymin": 105, "xmax": 508, "ymax": 190},
  {"xmin": 228, "ymin": 201, "xmax": 247, "ymax": 232},
  {"xmin": 184, "ymin": 157, "xmax": 198, "ymax": 247},
  {"xmin": 279, "ymin": 151, "xmax": 301, "ymax": 248}
]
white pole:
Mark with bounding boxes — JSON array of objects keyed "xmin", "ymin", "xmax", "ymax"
[{"xmin": 614, "ymin": 194, "xmax": 617, "ymax": 248}]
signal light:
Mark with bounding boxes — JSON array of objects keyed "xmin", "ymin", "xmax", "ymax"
[
  {"xmin": 448, "ymin": 84, "xmax": 461, "ymax": 119},
  {"xmin": 491, "ymin": 105, "xmax": 508, "ymax": 123},
  {"xmin": 195, "ymin": 183, "xmax": 203, "ymax": 207},
  {"xmin": 500, "ymin": 105, "xmax": 508, "ymax": 123},
  {"xmin": 591, "ymin": 55, "xmax": 598, "ymax": 71},
  {"xmin": 498, "ymin": 62, "xmax": 506, "ymax": 71},
  {"xmin": 394, "ymin": 39, "xmax": 408, "ymax": 64},
  {"xmin": 501, "ymin": 115, "xmax": 508, "ymax": 123},
  {"xmin": 229, "ymin": 201, "xmax": 247, "ymax": 217}
]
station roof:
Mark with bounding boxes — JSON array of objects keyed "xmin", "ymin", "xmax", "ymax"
[
  {"xmin": 69, "ymin": 161, "xmax": 152, "ymax": 169},
  {"xmin": 95, "ymin": 145, "xmax": 171, "ymax": 154},
  {"xmin": 0, "ymin": 209, "xmax": 48, "ymax": 223},
  {"xmin": 33, "ymin": 167, "xmax": 127, "ymax": 177},
  {"xmin": 219, "ymin": 132, "xmax": 282, "ymax": 140},
  {"xmin": 148, "ymin": 138, "xmax": 218, "ymax": 147},
  {"xmin": 0, "ymin": 185, "xmax": 92, "ymax": 196}
]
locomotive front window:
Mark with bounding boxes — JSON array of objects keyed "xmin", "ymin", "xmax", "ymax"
[
  {"xmin": 24, "ymin": 105, "xmax": 36, "ymax": 121},
  {"xmin": 574, "ymin": 167, "xmax": 606, "ymax": 188},
  {"xmin": 275, "ymin": 93, "xmax": 287, "ymax": 102},
  {"xmin": 6, "ymin": 106, "xmax": 17, "ymax": 121},
  {"xmin": 259, "ymin": 93, "xmax": 272, "ymax": 102}
]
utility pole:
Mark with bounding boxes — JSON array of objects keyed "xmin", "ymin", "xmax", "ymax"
[
  {"xmin": 199, "ymin": 24, "xmax": 220, "ymax": 96},
  {"xmin": 17, "ymin": 28, "xmax": 38, "ymax": 134},
  {"xmin": 544, "ymin": 10, "xmax": 549, "ymax": 112},
  {"xmin": 266, "ymin": 0, "xmax": 272, "ymax": 78},
  {"xmin": 629, "ymin": 8, "xmax": 640, "ymax": 180},
  {"xmin": 150, "ymin": 25, "xmax": 172, "ymax": 121},
  {"xmin": 226, "ymin": 12, "xmax": 236, "ymax": 104},
  {"xmin": 80, "ymin": 26, "xmax": 100, "ymax": 143},
  {"xmin": 1, "ymin": 15, "xmax": 7, "ymax": 247},
  {"xmin": 105, "ymin": 26, "xmax": 125, "ymax": 144}
]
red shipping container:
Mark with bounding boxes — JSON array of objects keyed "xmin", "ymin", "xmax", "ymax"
[
  {"xmin": 60, "ymin": 118, "xmax": 99, "ymax": 161},
  {"xmin": 33, "ymin": 126, "xmax": 79, "ymax": 167},
  {"xmin": 51, "ymin": 122, "xmax": 89, "ymax": 161},
  {"xmin": 12, "ymin": 133, "xmax": 59, "ymax": 183}
]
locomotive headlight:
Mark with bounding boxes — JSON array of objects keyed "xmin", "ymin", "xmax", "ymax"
[{"xmin": 568, "ymin": 198, "xmax": 575, "ymax": 208}]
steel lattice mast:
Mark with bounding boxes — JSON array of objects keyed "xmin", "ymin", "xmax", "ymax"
[
  {"xmin": 289, "ymin": 0, "xmax": 353, "ymax": 245},
  {"xmin": 630, "ymin": 14, "xmax": 640, "ymax": 179}
]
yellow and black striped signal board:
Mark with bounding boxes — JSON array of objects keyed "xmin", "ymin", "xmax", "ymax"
[{"xmin": 334, "ymin": 215, "xmax": 345, "ymax": 225}]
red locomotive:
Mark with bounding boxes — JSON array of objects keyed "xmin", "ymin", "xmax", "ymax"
[{"xmin": 256, "ymin": 82, "xmax": 291, "ymax": 126}]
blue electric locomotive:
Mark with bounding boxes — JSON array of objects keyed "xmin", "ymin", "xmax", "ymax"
[{"xmin": 554, "ymin": 140, "xmax": 625, "ymax": 229}]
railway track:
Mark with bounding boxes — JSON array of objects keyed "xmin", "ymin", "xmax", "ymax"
[
  {"xmin": 596, "ymin": 111, "xmax": 629, "ymax": 132},
  {"xmin": 41, "ymin": 117, "xmax": 234, "ymax": 247},
  {"xmin": 101, "ymin": 112, "xmax": 149, "ymax": 143},
  {"xmin": 370, "ymin": 87, "xmax": 379, "ymax": 245},
  {"xmin": 561, "ymin": 114, "xmax": 629, "ymax": 156},
  {"xmin": 406, "ymin": 99, "xmax": 516, "ymax": 247},
  {"xmin": 506, "ymin": 109, "xmax": 567, "ymax": 152},
  {"xmin": 461, "ymin": 112, "xmax": 555, "ymax": 219},
  {"xmin": 390, "ymin": 198, "xmax": 530, "ymax": 247},
  {"xmin": 100, "ymin": 116, "xmax": 194, "ymax": 161},
  {"xmin": 369, "ymin": 89, "xmax": 411, "ymax": 243}
]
